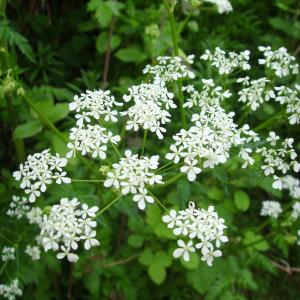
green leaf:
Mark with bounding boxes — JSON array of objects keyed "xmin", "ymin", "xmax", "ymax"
[
  {"xmin": 180, "ymin": 252, "xmax": 199, "ymax": 270},
  {"xmin": 14, "ymin": 120, "xmax": 43, "ymax": 139},
  {"xmin": 139, "ymin": 249, "xmax": 154, "ymax": 266},
  {"xmin": 243, "ymin": 231, "xmax": 269, "ymax": 252},
  {"xmin": 148, "ymin": 261, "xmax": 166, "ymax": 285},
  {"xmin": 234, "ymin": 190, "xmax": 250, "ymax": 212},
  {"xmin": 128, "ymin": 234, "xmax": 144, "ymax": 248},
  {"xmin": 87, "ymin": 0, "xmax": 112, "ymax": 27},
  {"xmin": 155, "ymin": 251, "xmax": 172, "ymax": 268},
  {"xmin": 115, "ymin": 46, "xmax": 147, "ymax": 63},
  {"xmin": 47, "ymin": 103, "xmax": 69, "ymax": 123},
  {"xmin": 96, "ymin": 33, "xmax": 121, "ymax": 54}
]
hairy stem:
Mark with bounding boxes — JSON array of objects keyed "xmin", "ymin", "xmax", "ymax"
[{"xmin": 148, "ymin": 191, "xmax": 169, "ymax": 212}]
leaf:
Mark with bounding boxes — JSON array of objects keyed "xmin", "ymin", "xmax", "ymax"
[
  {"xmin": 115, "ymin": 46, "xmax": 147, "ymax": 63},
  {"xmin": 96, "ymin": 33, "xmax": 121, "ymax": 54},
  {"xmin": 87, "ymin": 0, "xmax": 112, "ymax": 27},
  {"xmin": 14, "ymin": 120, "xmax": 43, "ymax": 139},
  {"xmin": 180, "ymin": 252, "xmax": 199, "ymax": 270},
  {"xmin": 243, "ymin": 231, "xmax": 269, "ymax": 252},
  {"xmin": 128, "ymin": 234, "xmax": 144, "ymax": 248},
  {"xmin": 139, "ymin": 249, "xmax": 154, "ymax": 266},
  {"xmin": 155, "ymin": 251, "xmax": 172, "ymax": 268},
  {"xmin": 234, "ymin": 190, "xmax": 250, "ymax": 212},
  {"xmin": 0, "ymin": 21, "xmax": 35, "ymax": 62},
  {"xmin": 148, "ymin": 261, "xmax": 166, "ymax": 285},
  {"xmin": 47, "ymin": 103, "xmax": 69, "ymax": 123}
]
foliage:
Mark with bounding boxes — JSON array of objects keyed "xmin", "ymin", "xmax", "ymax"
[{"xmin": 1, "ymin": 0, "xmax": 300, "ymax": 299}]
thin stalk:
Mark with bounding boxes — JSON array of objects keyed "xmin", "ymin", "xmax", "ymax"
[
  {"xmin": 148, "ymin": 191, "xmax": 169, "ymax": 212},
  {"xmin": 23, "ymin": 95, "xmax": 98, "ymax": 176},
  {"xmin": 164, "ymin": 0, "xmax": 187, "ymax": 128},
  {"xmin": 141, "ymin": 130, "xmax": 148, "ymax": 156},
  {"xmin": 153, "ymin": 172, "xmax": 185, "ymax": 190},
  {"xmin": 254, "ymin": 109, "xmax": 285, "ymax": 132},
  {"xmin": 96, "ymin": 194, "xmax": 123, "ymax": 217},
  {"xmin": 156, "ymin": 161, "xmax": 173, "ymax": 173},
  {"xmin": 111, "ymin": 141, "xmax": 121, "ymax": 157},
  {"xmin": 71, "ymin": 179, "xmax": 104, "ymax": 183}
]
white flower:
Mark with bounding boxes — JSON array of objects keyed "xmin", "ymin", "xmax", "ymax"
[
  {"xmin": 1, "ymin": 246, "xmax": 15, "ymax": 262},
  {"xmin": 267, "ymin": 131, "xmax": 280, "ymax": 146},
  {"xmin": 56, "ymin": 246, "xmax": 79, "ymax": 263},
  {"xmin": 39, "ymin": 198, "xmax": 100, "ymax": 262},
  {"xmin": 0, "ymin": 279, "xmax": 22, "ymax": 300},
  {"xmin": 260, "ymin": 201, "xmax": 282, "ymax": 218},
  {"xmin": 67, "ymin": 125, "xmax": 120, "ymax": 159},
  {"xmin": 200, "ymin": 47, "xmax": 249, "ymax": 75},
  {"xmin": 291, "ymin": 202, "xmax": 300, "ymax": 219},
  {"xmin": 201, "ymin": 249, "xmax": 222, "ymax": 266},
  {"xmin": 25, "ymin": 245, "xmax": 41, "ymax": 261},
  {"xmin": 173, "ymin": 240, "xmax": 195, "ymax": 261},
  {"xmin": 162, "ymin": 209, "xmax": 181, "ymax": 229},
  {"xmin": 13, "ymin": 150, "xmax": 70, "ymax": 202},
  {"xmin": 163, "ymin": 202, "xmax": 227, "ymax": 266},
  {"xmin": 7, "ymin": 195, "xmax": 30, "ymax": 219},
  {"xmin": 121, "ymin": 82, "xmax": 176, "ymax": 139},
  {"xmin": 204, "ymin": 0, "xmax": 233, "ymax": 14},
  {"xmin": 104, "ymin": 150, "xmax": 162, "ymax": 210},
  {"xmin": 258, "ymin": 46, "xmax": 299, "ymax": 77},
  {"xmin": 143, "ymin": 55, "xmax": 195, "ymax": 82}
]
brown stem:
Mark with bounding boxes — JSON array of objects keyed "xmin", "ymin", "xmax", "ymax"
[
  {"xmin": 114, "ymin": 214, "xmax": 127, "ymax": 256},
  {"xmin": 102, "ymin": 18, "xmax": 115, "ymax": 89}
]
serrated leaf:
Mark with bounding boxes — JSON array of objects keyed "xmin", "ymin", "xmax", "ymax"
[
  {"xmin": 14, "ymin": 120, "xmax": 43, "ymax": 139},
  {"xmin": 96, "ymin": 33, "xmax": 121, "ymax": 54},
  {"xmin": 234, "ymin": 190, "xmax": 250, "ymax": 212}
]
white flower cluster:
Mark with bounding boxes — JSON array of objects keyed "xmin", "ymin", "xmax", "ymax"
[
  {"xmin": 143, "ymin": 55, "xmax": 195, "ymax": 82},
  {"xmin": 201, "ymin": 47, "xmax": 250, "ymax": 74},
  {"xmin": 25, "ymin": 245, "xmax": 41, "ymax": 261},
  {"xmin": 260, "ymin": 201, "xmax": 282, "ymax": 218},
  {"xmin": 68, "ymin": 89, "xmax": 121, "ymax": 159},
  {"xmin": 69, "ymin": 89, "xmax": 123, "ymax": 125},
  {"xmin": 292, "ymin": 202, "xmax": 300, "ymax": 219},
  {"xmin": 204, "ymin": 0, "xmax": 233, "ymax": 14},
  {"xmin": 67, "ymin": 125, "xmax": 121, "ymax": 159},
  {"xmin": 13, "ymin": 150, "xmax": 70, "ymax": 202},
  {"xmin": 257, "ymin": 132, "xmax": 300, "ymax": 190},
  {"xmin": 258, "ymin": 46, "xmax": 299, "ymax": 78},
  {"xmin": 1, "ymin": 247, "xmax": 15, "ymax": 262},
  {"xmin": 104, "ymin": 150, "xmax": 162, "ymax": 209},
  {"xmin": 274, "ymin": 85, "xmax": 300, "ymax": 125},
  {"xmin": 237, "ymin": 77, "xmax": 275, "ymax": 111},
  {"xmin": 166, "ymin": 106, "xmax": 256, "ymax": 181},
  {"xmin": 183, "ymin": 79, "xmax": 232, "ymax": 109},
  {"xmin": 0, "ymin": 279, "xmax": 22, "ymax": 300},
  {"xmin": 282, "ymin": 176, "xmax": 300, "ymax": 199},
  {"xmin": 26, "ymin": 207, "xmax": 43, "ymax": 225},
  {"xmin": 121, "ymin": 82, "xmax": 176, "ymax": 139},
  {"xmin": 39, "ymin": 198, "xmax": 99, "ymax": 262},
  {"xmin": 162, "ymin": 202, "xmax": 228, "ymax": 266},
  {"xmin": 7, "ymin": 195, "xmax": 30, "ymax": 219}
]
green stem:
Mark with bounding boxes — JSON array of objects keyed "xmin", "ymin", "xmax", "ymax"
[
  {"xmin": 141, "ymin": 130, "xmax": 148, "ymax": 156},
  {"xmin": 254, "ymin": 109, "xmax": 285, "ymax": 132},
  {"xmin": 96, "ymin": 194, "xmax": 123, "ymax": 217},
  {"xmin": 7, "ymin": 95, "xmax": 25, "ymax": 162},
  {"xmin": 156, "ymin": 161, "xmax": 173, "ymax": 173},
  {"xmin": 0, "ymin": 261, "xmax": 8, "ymax": 277},
  {"xmin": 23, "ymin": 95, "xmax": 98, "ymax": 176},
  {"xmin": 154, "ymin": 172, "xmax": 184, "ymax": 190},
  {"xmin": 110, "ymin": 141, "xmax": 121, "ymax": 157},
  {"xmin": 71, "ymin": 179, "xmax": 104, "ymax": 183},
  {"xmin": 164, "ymin": 0, "xmax": 187, "ymax": 129},
  {"xmin": 148, "ymin": 191, "xmax": 169, "ymax": 212}
]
